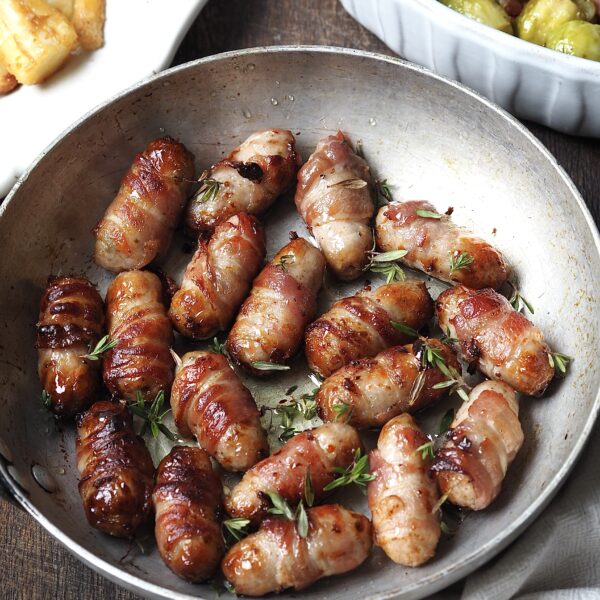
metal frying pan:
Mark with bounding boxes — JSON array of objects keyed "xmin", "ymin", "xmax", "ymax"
[{"xmin": 1, "ymin": 47, "xmax": 599, "ymax": 599}]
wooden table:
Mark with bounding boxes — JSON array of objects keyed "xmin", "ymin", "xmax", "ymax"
[{"xmin": 2, "ymin": 1, "xmax": 598, "ymax": 598}]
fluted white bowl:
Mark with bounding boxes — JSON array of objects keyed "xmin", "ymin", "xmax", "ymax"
[{"xmin": 341, "ymin": 0, "xmax": 600, "ymax": 137}]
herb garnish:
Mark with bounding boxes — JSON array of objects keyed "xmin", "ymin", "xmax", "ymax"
[
  {"xmin": 195, "ymin": 171, "xmax": 221, "ymax": 204},
  {"xmin": 128, "ymin": 390, "xmax": 176, "ymax": 440},
  {"xmin": 419, "ymin": 342, "xmax": 470, "ymax": 402},
  {"xmin": 374, "ymin": 179, "xmax": 393, "ymax": 206},
  {"xmin": 365, "ymin": 249, "xmax": 408, "ymax": 283},
  {"xmin": 251, "ymin": 361, "xmax": 291, "ymax": 372},
  {"xmin": 266, "ymin": 490, "xmax": 310, "ymax": 538},
  {"xmin": 440, "ymin": 327, "xmax": 459, "ymax": 346},
  {"xmin": 438, "ymin": 408, "xmax": 455, "ymax": 436},
  {"xmin": 448, "ymin": 251, "xmax": 474, "ymax": 276},
  {"xmin": 323, "ymin": 448, "xmax": 375, "ymax": 493},
  {"xmin": 328, "ymin": 178, "xmax": 367, "ymax": 189},
  {"xmin": 332, "ymin": 401, "xmax": 353, "ymax": 424},
  {"xmin": 208, "ymin": 336, "xmax": 227, "ymax": 355},
  {"xmin": 222, "ymin": 518, "xmax": 251, "ymax": 544},
  {"xmin": 508, "ymin": 283, "xmax": 535, "ymax": 315},
  {"xmin": 549, "ymin": 352, "xmax": 571, "ymax": 377},
  {"xmin": 390, "ymin": 320, "xmax": 419, "ymax": 338},
  {"xmin": 83, "ymin": 334, "xmax": 118, "ymax": 361},
  {"xmin": 415, "ymin": 441, "xmax": 435, "ymax": 460},
  {"xmin": 416, "ymin": 209, "xmax": 443, "ymax": 219}
]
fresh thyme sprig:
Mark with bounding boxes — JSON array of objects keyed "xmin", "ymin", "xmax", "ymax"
[
  {"xmin": 416, "ymin": 441, "xmax": 435, "ymax": 460},
  {"xmin": 332, "ymin": 401, "xmax": 353, "ymax": 424},
  {"xmin": 195, "ymin": 171, "xmax": 221, "ymax": 204},
  {"xmin": 222, "ymin": 518, "xmax": 251, "ymax": 545},
  {"xmin": 364, "ymin": 249, "xmax": 408, "ymax": 283},
  {"xmin": 416, "ymin": 209, "xmax": 443, "ymax": 219},
  {"xmin": 549, "ymin": 352, "xmax": 571, "ymax": 377},
  {"xmin": 390, "ymin": 320, "xmax": 419, "ymax": 338},
  {"xmin": 266, "ymin": 490, "xmax": 310, "ymax": 538},
  {"xmin": 41, "ymin": 389, "xmax": 52, "ymax": 408},
  {"xmin": 323, "ymin": 448, "xmax": 375, "ymax": 493},
  {"xmin": 448, "ymin": 251, "xmax": 474, "ymax": 276},
  {"xmin": 418, "ymin": 342, "xmax": 470, "ymax": 402},
  {"xmin": 304, "ymin": 467, "xmax": 314, "ymax": 508},
  {"xmin": 508, "ymin": 282, "xmax": 535, "ymax": 315},
  {"xmin": 83, "ymin": 334, "xmax": 118, "ymax": 361},
  {"xmin": 440, "ymin": 327, "xmax": 459, "ymax": 346},
  {"xmin": 251, "ymin": 361, "xmax": 291, "ymax": 372},
  {"xmin": 128, "ymin": 390, "xmax": 176, "ymax": 440},
  {"xmin": 438, "ymin": 408, "xmax": 455, "ymax": 436},
  {"xmin": 374, "ymin": 179, "xmax": 393, "ymax": 206},
  {"xmin": 328, "ymin": 178, "xmax": 368, "ymax": 190},
  {"xmin": 208, "ymin": 336, "xmax": 227, "ymax": 355}
]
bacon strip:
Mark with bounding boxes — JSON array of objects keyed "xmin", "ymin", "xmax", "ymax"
[
  {"xmin": 305, "ymin": 281, "xmax": 433, "ymax": 378},
  {"xmin": 221, "ymin": 504, "xmax": 372, "ymax": 596},
  {"xmin": 295, "ymin": 131, "xmax": 375, "ymax": 281},
  {"xmin": 170, "ymin": 351, "xmax": 268, "ymax": 471}
]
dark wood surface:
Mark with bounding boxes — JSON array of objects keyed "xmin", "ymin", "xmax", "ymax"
[{"xmin": 2, "ymin": 0, "xmax": 599, "ymax": 598}]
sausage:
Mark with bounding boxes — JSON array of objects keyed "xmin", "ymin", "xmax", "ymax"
[
  {"xmin": 431, "ymin": 380, "xmax": 524, "ymax": 511},
  {"xmin": 153, "ymin": 446, "xmax": 224, "ymax": 581},
  {"xmin": 103, "ymin": 270, "xmax": 174, "ymax": 402},
  {"xmin": 170, "ymin": 351, "xmax": 268, "ymax": 471},
  {"xmin": 368, "ymin": 414, "xmax": 440, "ymax": 566},
  {"xmin": 227, "ymin": 236, "xmax": 325, "ymax": 375},
  {"xmin": 76, "ymin": 400, "xmax": 154, "ymax": 537},
  {"xmin": 185, "ymin": 129, "xmax": 300, "ymax": 233},
  {"xmin": 316, "ymin": 339, "xmax": 460, "ymax": 429},
  {"xmin": 221, "ymin": 504, "xmax": 372, "ymax": 596},
  {"xmin": 436, "ymin": 285, "xmax": 554, "ymax": 396},
  {"xmin": 305, "ymin": 281, "xmax": 433, "ymax": 378},
  {"xmin": 36, "ymin": 276, "xmax": 104, "ymax": 418},
  {"xmin": 168, "ymin": 213, "xmax": 266, "ymax": 340},
  {"xmin": 295, "ymin": 131, "xmax": 375, "ymax": 281},
  {"xmin": 375, "ymin": 200, "xmax": 510, "ymax": 290},
  {"xmin": 224, "ymin": 422, "xmax": 362, "ymax": 524},
  {"xmin": 94, "ymin": 137, "xmax": 194, "ymax": 272}
]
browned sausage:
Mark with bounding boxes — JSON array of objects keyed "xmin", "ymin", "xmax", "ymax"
[
  {"xmin": 170, "ymin": 351, "xmax": 268, "ymax": 471},
  {"xmin": 305, "ymin": 281, "xmax": 433, "ymax": 378},
  {"xmin": 76, "ymin": 400, "xmax": 154, "ymax": 537},
  {"xmin": 153, "ymin": 446, "xmax": 224, "ymax": 581},
  {"xmin": 103, "ymin": 271, "xmax": 174, "ymax": 402},
  {"xmin": 94, "ymin": 137, "xmax": 194, "ymax": 272},
  {"xmin": 168, "ymin": 213, "xmax": 266, "ymax": 340},
  {"xmin": 36, "ymin": 276, "xmax": 104, "ymax": 418}
]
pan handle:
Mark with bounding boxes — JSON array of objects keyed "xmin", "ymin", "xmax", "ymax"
[{"xmin": 0, "ymin": 466, "xmax": 24, "ymax": 510}]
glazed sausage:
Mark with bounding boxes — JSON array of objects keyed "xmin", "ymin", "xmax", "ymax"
[
  {"xmin": 185, "ymin": 129, "xmax": 300, "ymax": 233},
  {"xmin": 375, "ymin": 200, "xmax": 510, "ymax": 290},
  {"xmin": 436, "ymin": 285, "xmax": 554, "ymax": 396},
  {"xmin": 432, "ymin": 381, "xmax": 524, "ymax": 511},
  {"xmin": 76, "ymin": 400, "xmax": 154, "ymax": 537},
  {"xmin": 368, "ymin": 414, "xmax": 440, "ymax": 566},
  {"xmin": 168, "ymin": 213, "xmax": 266, "ymax": 340},
  {"xmin": 94, "ymin": 137, "xmax": 194, "ymax": 272},
  {"xmin": 295, "ymin": 131, "xmax": 375, "ymax": 281},
  {"xmin": 224, "ymin": 422, "xmax": 361, "ymax": 524},
  {"xmin": 316, "ymin": 339, "xmax": 460, "ymax": 429},
  {"xmin": 36, "ymin": 276, "xmax": 104, "ymax": 418},
  {"xmin": 305, "ymin": 281, "xmax": 433, "ymax": 378},
  {"xmin": 227, "ymin": 236, "xmax": 325, "ymax": 375},
  {"xmin": 153, "ymin": 446, "xmax": 224, "ymax": 581},
  {"xmin": 103, "ymin": 271, "xmax": 174, "ymax": 402},
  {"xmin": 222, "ymin": 504, "xmax": 372, "ymax": 596},
  {"xmin": 170, "ymin": 351, "xmax": 268, "ymax": 471}
]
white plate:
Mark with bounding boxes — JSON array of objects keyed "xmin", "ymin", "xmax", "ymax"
[{"xmin": 0, "ymin": 0, "xmax": 208, "ymax": 197}]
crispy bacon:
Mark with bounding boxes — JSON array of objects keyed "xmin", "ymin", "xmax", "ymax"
[
  {"xmin": 153, "ymin": 446, "xmax": 224, "ymax": 581},
  {"xmin": 94, "ymin": 137, "xmax": 194, "ymax": 272},
  {"xmin": 436, "ymin": 285, "xmax": 554, "ymax": 396},
  {"xmin": 76, "ymin": 401, "xmax": 154, "ymax": 537},
  {"xmin": 169, "ymin": 213, "xmax": 266, "ymax": 339},
  {"xmin": 316, "ymin": 339, "xmax": 459, "ymax": 429},
  {"xmin": 368, "ymin": 414, "xmax": 440, "ymax": 566},
  {"xmin": 221, "ymin": 504, "xmax": 372, "ymax": 596},
  {"xmin": 432, "ymin": 381, "xmax": 524, "ymax": 510},
  {"xmin": 36, "ymin": 276, "xmax": 104, "ymax": 417},
  {"xmin": 375, "ymin": 200, "xmax": 510, "ymax": 290},
  {"xmin": 185, "ymin": 129, "xmax": 300, "ymax": 233},
  {"xmin": 170, "ymin": 351, "xmax": 268, "ymax": 471},
  {"xmin": 305, "ymin": 281, "xmax": 433, "ymax": 378},
  {"xmin": 295, "ymin": 131, "xmax": 375, "ymax": 281}
]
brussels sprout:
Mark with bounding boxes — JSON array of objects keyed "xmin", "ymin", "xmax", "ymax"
[
  {"xmin": 515, "ymin": 0, "xmax": 595, "ymax": 46},
  {"xmin": 441, "ymin": 0, "xmax": 513, "ymax": 34},
  {"xmin": 546, "ymin": 20, "xmax": 600, "ymax": 60}
]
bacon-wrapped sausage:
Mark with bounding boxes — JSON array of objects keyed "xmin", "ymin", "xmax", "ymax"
[
  {"xmin": 94, "ymin": 137, "xmax": 194, "ymax": 273},
  {"xmin": 170, "ymin": 351, "xmax": 268, "ymax": 471},
  {"xmin": 432, "ymin": 381, "xmax": 524, "ymax": 511},
  {"xmin": 76, "ymin": 400, "xmax": 154, "ymax": 537},
  {"xmin": 224, "ymin": 423, "xmax": 361, "ymax": 524},
  {"xmin": 436, "ymin": 285, "xmax": 554, "ymax": 396},
  {"xmin": 222, "ymin": 504, "xmax": 372, "ymax": 596},
  {"xmin": 227, "ymin": 236, "xmax": 325, "ymax": 375},
  {"xmin": 185, "ymin": 129, "xmax": 300, "ymax": 233},
  {"xmin": 153, "ymin": 446, "xmax": 224, "ymax": 581},
  {"xmin": 295, "ymin": 132, "xmax": 375, "ymax": 281},
  {"xmin": 316, "ymin": 339, "xmax": 459, "ymax": 429},
  {"xmin": 375, "ymin": 200, "xmax": 510, "ymax": 290},
  {"xmin": 368, "ymin": 414, "xmax": 440, "ymax": 566},
  {"xmin": 169, "ymin": 213, "xmax": 266, "ymax": 340},
  {"xmin": 36, "ymin": 276, "xmax": 104, "ymax": 418},
  {"xmin": 103, "ymin": 271, "xmax": 174, "ymax": 402},
  {"xmin": 305, "ymin": 281, "xmax": 433, "ymax": 378}
]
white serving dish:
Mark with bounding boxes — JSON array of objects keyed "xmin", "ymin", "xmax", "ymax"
[
  {"xmin": 0, "ymin": 0, "xmax": 208, "ymax": 197},
  {"xmin": 340, "ymin": 0, "xmax": 600, "ymax": 138}
]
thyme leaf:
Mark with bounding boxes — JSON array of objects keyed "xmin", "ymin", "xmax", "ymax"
[
  {"xmin": 415, "ymin": 441, "xmax": 435, "ymax": 460},
  {"xmin": 208, "ymin": 336, "xmax": 227, "ymax": 355},
  {"xmin": 328, "ymin": 178, "xmax": 367, "ymax": 189},
  {"xmin": 364, "ymin": 249, "xmax": 408, "ymax": 283},
  {"xmin": 128, "ymin": 390, "xmax": 176, "ymax": 440},
  {"xmin": 251, "ymin": 361, "xmax": 290, "ymax": 372},
  {"xmin": 438, "ymin": 408, "xmax": 455, "ymax": 436},
  {"xmin": 195, "ymin": 171, "xmax": 221, "ymax": 204},
  {"xmin": 509, "ymin": 284, "xmax": 535, "ymax": 315},
  {"xmin": 82, "ymin": 334, "xmax": 118, "ymax": 361},
  {"xmin": 323, "ymin": 448, "xmax": 375, "ymax": 492},
  {"xmin": 548, "ymin": 352, "xmax": 571, "ymax": 377},
  {"xmin": 222, "ymin": 518, "xmax": 251, "ymax": 544},
  {"xmin": 332, "ymin": 401, "xmax": 353, "ymax": 424},
  {"xmin": 448, "ymin": 251, "xmax": 474, "ymax": 276},
  {"xmin": 375, "ymin": 179, "xmax": 393, "ymax": 206},
  {"xmin": 390, "ymin": 320, "xmax": 419, "ymax": 338},
  {"xmin": 416, "ymin": 209, "xmax": 443, "ymax": 219}
]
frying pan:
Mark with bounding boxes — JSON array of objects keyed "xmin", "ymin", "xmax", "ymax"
[{"xmin": 1, "ymin": 46, "xmax": 599, "ymax": 600}]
